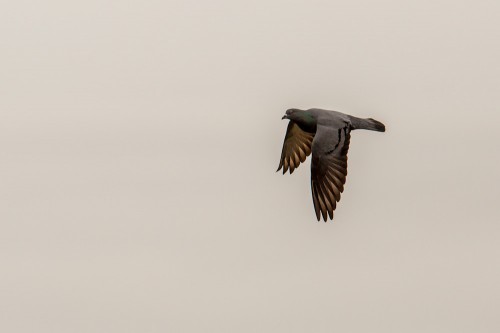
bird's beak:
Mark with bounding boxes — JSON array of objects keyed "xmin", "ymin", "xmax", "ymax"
[{"xmin": 282, "ymin": 115, "xmax": 287, "ymax": 120}]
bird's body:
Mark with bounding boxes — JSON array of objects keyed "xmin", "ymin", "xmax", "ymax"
[{"xmin": 278, "ymin": 108, "xmax": 385, "ymax": 221}]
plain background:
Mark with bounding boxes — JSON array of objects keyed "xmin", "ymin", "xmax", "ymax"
[{"xmin": 1, "ymin": 0, "xmax": 499, "ymax": 332}]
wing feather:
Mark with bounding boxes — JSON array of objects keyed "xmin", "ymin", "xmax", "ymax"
[
  {"xmin": 311, "ymin": 124, "xmax": 351, "ymax": 221},
  {"xmin": 277, "ymin": 121, "xmax": 315, "ymax": 174}
]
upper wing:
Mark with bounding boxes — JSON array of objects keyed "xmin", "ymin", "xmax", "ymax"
[
  {"xmin": 277, "ymin": 121, "xmax": 315, "ymax": 174},
  {"xmin": 310, "ymin": 124, "xmax": 351, "ymax": 221}
]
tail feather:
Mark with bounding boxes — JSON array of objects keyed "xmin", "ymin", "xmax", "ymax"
[
  {"xmin": 350, "ymin": 117, "xmax": 386, "ymax": 132},
  {"xmin": 366, "ymin": 118, "xmax": 385, "ymax": 132}
]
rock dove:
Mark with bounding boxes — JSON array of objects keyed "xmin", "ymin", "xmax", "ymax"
[{"xmin": 277, "ymin": 108, "xmax": 385, "ymax": 221}]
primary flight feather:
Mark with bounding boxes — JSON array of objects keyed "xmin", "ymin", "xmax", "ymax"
[{"xmin": 277, "ymin": 108, "xmax": 385, "ymax": 221}]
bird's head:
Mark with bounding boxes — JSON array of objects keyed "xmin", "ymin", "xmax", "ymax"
[
  {"xmin": 282, "ymin": 108, "xmax": 300, "ymax": 120},
  {"xmin": 281, "ymin": 108, "xmax": 317, "ymax": 132}
]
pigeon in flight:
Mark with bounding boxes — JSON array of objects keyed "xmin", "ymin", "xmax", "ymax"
[{"xmin": 278, "ymin": 108, "xmax": 385, "ymax": 221}]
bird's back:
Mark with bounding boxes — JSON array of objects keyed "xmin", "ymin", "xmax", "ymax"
[
  {"xmin": 308, "ymin": 108, "xmax": 385, "ymax": 132},
  {"xmin": 307, "ymin": 108, "xmax": 352, "ymax": 129}
]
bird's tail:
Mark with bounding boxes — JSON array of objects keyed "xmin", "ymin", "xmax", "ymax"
[{"xmin": 349, "ymin": 117, "xmax": 386, "ymax": 132}]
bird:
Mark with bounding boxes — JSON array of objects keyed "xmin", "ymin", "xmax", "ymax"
[{"xmin": 277, "ymin": 108, "xmax": 385, "ymax": 221}]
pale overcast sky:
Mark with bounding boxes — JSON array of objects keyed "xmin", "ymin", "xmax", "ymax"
[{"xmin": 1, "ymin": 0, "xmax": 499, "ymax": 332}]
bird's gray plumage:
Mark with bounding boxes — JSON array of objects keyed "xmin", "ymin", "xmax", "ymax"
[{"xmin": 277, "ymin": 108, "xmax": 385, "ymax": 221}]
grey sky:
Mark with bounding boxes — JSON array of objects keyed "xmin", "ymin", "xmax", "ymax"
[{"xmin": 1, "ymin": 0, "xmax": 499, "ymax": 332}]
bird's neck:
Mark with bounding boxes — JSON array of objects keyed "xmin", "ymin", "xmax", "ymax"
[{"xmin": 295, "ymin": 112, "xmax": 317, "ymax": 133}]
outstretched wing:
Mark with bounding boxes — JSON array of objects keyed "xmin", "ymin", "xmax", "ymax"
[
  {"xmin": 310, "ymin": 124, "xmax": 351, "ymax": 221},
  {"xmin": 277, "ymin": 121, "xmax": 315, "ymax": 174}
]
